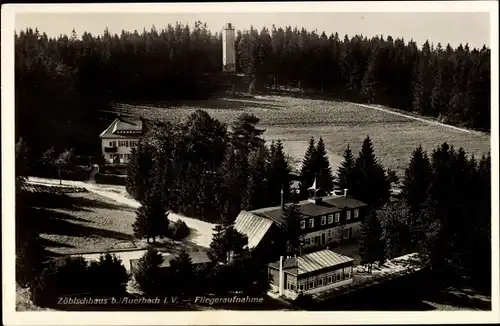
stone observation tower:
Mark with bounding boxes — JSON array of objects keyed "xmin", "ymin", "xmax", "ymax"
[{"xmin": 222, "ymin": 22, "xmax": 236, "ymax": 72}]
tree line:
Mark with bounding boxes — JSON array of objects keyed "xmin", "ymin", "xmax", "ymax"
[
  {"xmin": 15, "ymin": 23, "xmax": 490, "ymax": 161},
  {"xmin": 237, "ymin": 26, "xmax": 490, "ymax": 131},
  {"xmin": 352, "ymin": 143, "xmax": 491, "ymax": 291}
]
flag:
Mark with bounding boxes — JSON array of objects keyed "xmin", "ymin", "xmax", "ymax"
[{"xmin": 308, "ymin": 178, "xmax": 317, "ymax": 191}]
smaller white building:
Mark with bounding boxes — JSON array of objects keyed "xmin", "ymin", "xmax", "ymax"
[
  {"xmin": 268, "ymin": 249, "xmax": 355, "ymax": 300},
  {"xmin": 99, "ymin": 116, "xmax": 143, "ymax": 165}
]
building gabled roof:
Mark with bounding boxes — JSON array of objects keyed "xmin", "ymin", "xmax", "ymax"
[
  {"xmin": 234, "ymin": 210, "xmax": 274, "ymax": 249},
  {"xmin": 250, "ymin": 195, "xmax": 367, "ymax": 225},
  {"xmin": 99, "ymin": 117, "xmax": 143, "ymax": 139},
  {"xmin": 268, "ymin": 249, "xmax": 354, "ymax": 276}
]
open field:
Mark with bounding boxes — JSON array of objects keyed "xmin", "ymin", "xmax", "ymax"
[
  {"xmin": 115, "ymin": 96, "xmax": 490, "ymax": 175},
  {"xmin": 26, "ymin": 189, "xmax": 140, "ymax": 255},
  {"xmin": 26, "ymin": 177, "xmax": 216, "ymax": 251}
]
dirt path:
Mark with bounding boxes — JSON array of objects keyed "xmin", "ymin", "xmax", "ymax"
[{"xmin": 352, "ymin": 102, "xmax": 477, "ymax": 134}]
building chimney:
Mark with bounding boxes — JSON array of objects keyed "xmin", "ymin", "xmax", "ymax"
[
  {"xmin": 344, "ymin": 188, "xmax": 348, "ymax": 197},
  {"xmin": 279, "ymin": 256, "xmax": 285, "ymax": 296}
]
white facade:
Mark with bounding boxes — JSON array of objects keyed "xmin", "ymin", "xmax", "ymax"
[
  {"xmin": 271, "ymin": 264, "xmax": 355, "ymax": 300},
  {"xmin": 222, "ymin": 23, "xmax": 236, "ymax": 72},
  {"xmin": 302, "ymin": 221, "xmax": 361, "ymax": 248},
  {"xmin": 101, "ymin": 138, "xmax": 140, "ymax": 165}
]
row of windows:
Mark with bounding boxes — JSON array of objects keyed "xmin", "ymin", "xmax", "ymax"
[
  {"xmin": 302, "ymin": 227, "xmax": 353, "ymax": 245},
  {"xmin": 298, "ymin": 267, "xmax": 352, "ymax": 291},
  {"xmin": 108, "ymin": 141, "xmax": 139, "ymax": 148},
  {"xmin": 109, "ymin": 154, "xmax": 132, "ymax": 160},
  {"xmin": 300, "ymin": 209, "xmax": 359, "ymax": 229}
]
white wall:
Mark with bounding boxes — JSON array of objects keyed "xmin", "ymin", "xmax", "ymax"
[
  {"xmin": 101, "ymin": 138, "xmax": 140, "ymax": 164},
  {"xmin": 302, "ymin": 221, "xmax": 361, "ymax": 248}
]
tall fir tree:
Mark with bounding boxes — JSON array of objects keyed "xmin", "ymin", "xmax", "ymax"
[
  {"xmin": 352, "ymin": 136, "xmax": 391, "ymax": 207},
  {"xmin": 280, "ymin": 197, "xmax": 304, "ymax": 257},
  {"xmin": 299, "ymin": 136, "xmax": 316, "ymax": 198},
  {"xmin": 247, "ymin": 145, "xmax": 270, "ymax": 210},
  {"xmin": 336, "ymin": 144, "xmax": 356, "ymax": 191},
  {"xmin": 312, "ymin": 137, "xmax": 335, "ymax": 195},
  {"xmin": 168, "ymin": 249, "xmax": 195, "ymax": 295},
  {"xmin": 133, "ymin": 161, "xmax": 169, "ymax": 243},
  {"xmin": 266, "ymin": 140, "xmax": 292, "ymax": 207},
  {"xmin": 401, "ymin": 145, "xmax": 433, "ymax": 215},
  {"xmin": 134, "ymin": 248, "xmax": 164, "ymax": 296},
  {"xmin": 126, "ymin": 140, "xmax": 154, "ymax": 202},
  {"xmin": 230, "ymin": 113, "xmax": 265, "ymax": 158}
]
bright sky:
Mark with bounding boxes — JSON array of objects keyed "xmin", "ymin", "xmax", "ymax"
[{"xmin": 15, "ymin": 12, "xmax": 490, "ymax": 50}]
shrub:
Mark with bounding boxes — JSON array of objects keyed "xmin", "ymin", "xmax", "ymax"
[
  {"xmin": 134, "ymin": 248, "xmax": 164, "ymax": 296},
  {"xmin": 87, "ymin": 253, "xmax": 129, "ymax": 296},
  {"xmin": 29, "ymin": 254, "xmax": 129, "ymax": 307},
  {"xmin": 30, "ymin": 262, "xmax": 59, "ymax": 307},
  {"xmin": 30, "ymin": 257, "xmax": 89, "ymax": 307},
  {"xmin": 168, "ymin": 220, "xmax": 190, "ymax": 241}
]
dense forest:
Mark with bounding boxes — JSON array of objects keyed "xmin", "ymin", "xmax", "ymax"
[{"xmin": 15, "ymin": 22, "xmax": 490, "ymax": 159}]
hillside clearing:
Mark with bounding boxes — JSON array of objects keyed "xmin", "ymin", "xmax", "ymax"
[
  {"xmin": 115, "ymin": 96, "xmax": 490, "ymax": 175},
  {"xmin": 26, "ymin": 178, "xmax": 216, "ymax": 251}
]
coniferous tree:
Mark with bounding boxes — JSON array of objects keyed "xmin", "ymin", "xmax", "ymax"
[
  {"xmin": 379, "ymin": 202, "xmax": 412, "ymax": 261},
  {"xmin": 134, "ymin": 248, "xmax": 164, "ymax": 296},
  {"xmin": 126, "ymin": 146, "xmax": 139, "ymax": 197},
  {"xmin": 401, "ymin": 145, "xmax": 433, "ymax": 214},
  {"xmin": 361, "ymin": 44, "xmax": 381, "ymax": 103},
  {"xmin": 207, "ymin": 222, "xmax": 249, "ymax": 265},
  {"xmin": 88, "ymin": 253, "xmax": 129, "ymax": 296},
  {"xmin": 280, "ymin": 198, "xmax": 304, "ymax": 256},
  {"xmin": 230, "ymin": 113, "xmax": 265, "ymax": 158},
  {"xmin": 312, "ymin": 137, "xmax": 335, "ymax": 195},
  {"xmin": 126, "ymin": 141, "xmax": 154, "ymax": 202},
  {"xmin": 352, "ymin": 136, "xmax": 391, "ymax": 207},
  {"xmin": 168, "ymin": 249, "xmax": 195, "ymax": 295},
  {"xmin": 267, "ymin": 140, "xmax": 292, "ymax": 207},
  {"xmin": 208, "ymin": 224, "xmax": 228, "ymax": 264},
  {"xmin": 133, "ymin": 169, "xmax": 168, "ymax": 243},
  {"xmin": 247, "ymin": 145, "xmax": 270, "ymax": 209},
  {"xmin": 220, "ymin": 147, "xmax": 250, "ymax": 222},
  {"xmin": 358, "ymin": 209, "xmax": 385, "ymax": 273},
  {"xmin": 299, "ymin": 136, "xmax": 316, "ymax": 198},
  {"xmin": 336, "ymin": 144, "xmax": 356, "ymax": 191}
]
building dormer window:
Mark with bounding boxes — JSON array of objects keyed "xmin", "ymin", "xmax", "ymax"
[
  {"xmin": 328, "ymin": 214, "xmax": 334, "ymax": 224},
  {"xmin": 321, "ymin": 216, "xmax": 326, "ymax": 225},
  {"xmin": 335, "ymin": 213, "xmax": 340, "ymax": 222},
  {"xmin": 308, "ymin": 218, "xmax": 314, "ymax": 228},
  {"xmin": 354, "ymin": 209, "xmax": 359, "ymax": 218},
  {"xmin": 300, "ymin": 220, "xmax": 306, "ymax": 229},
  {"xmin": 346, "ymin": 211, "xmax": 351, "ymax": 220}
]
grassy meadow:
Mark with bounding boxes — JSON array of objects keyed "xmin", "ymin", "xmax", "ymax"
[
  {"xmin": 25, "ymin": 187, "xmax": 139, "ymax": 255},
  {"xmin": 115, "ymin": 96, "xmax": 491, "ymax": 176}
]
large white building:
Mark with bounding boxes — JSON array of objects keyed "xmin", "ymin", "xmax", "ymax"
[{"xmin": 99, "ymin": 116, "xmax": 143, "ymax": 165}]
